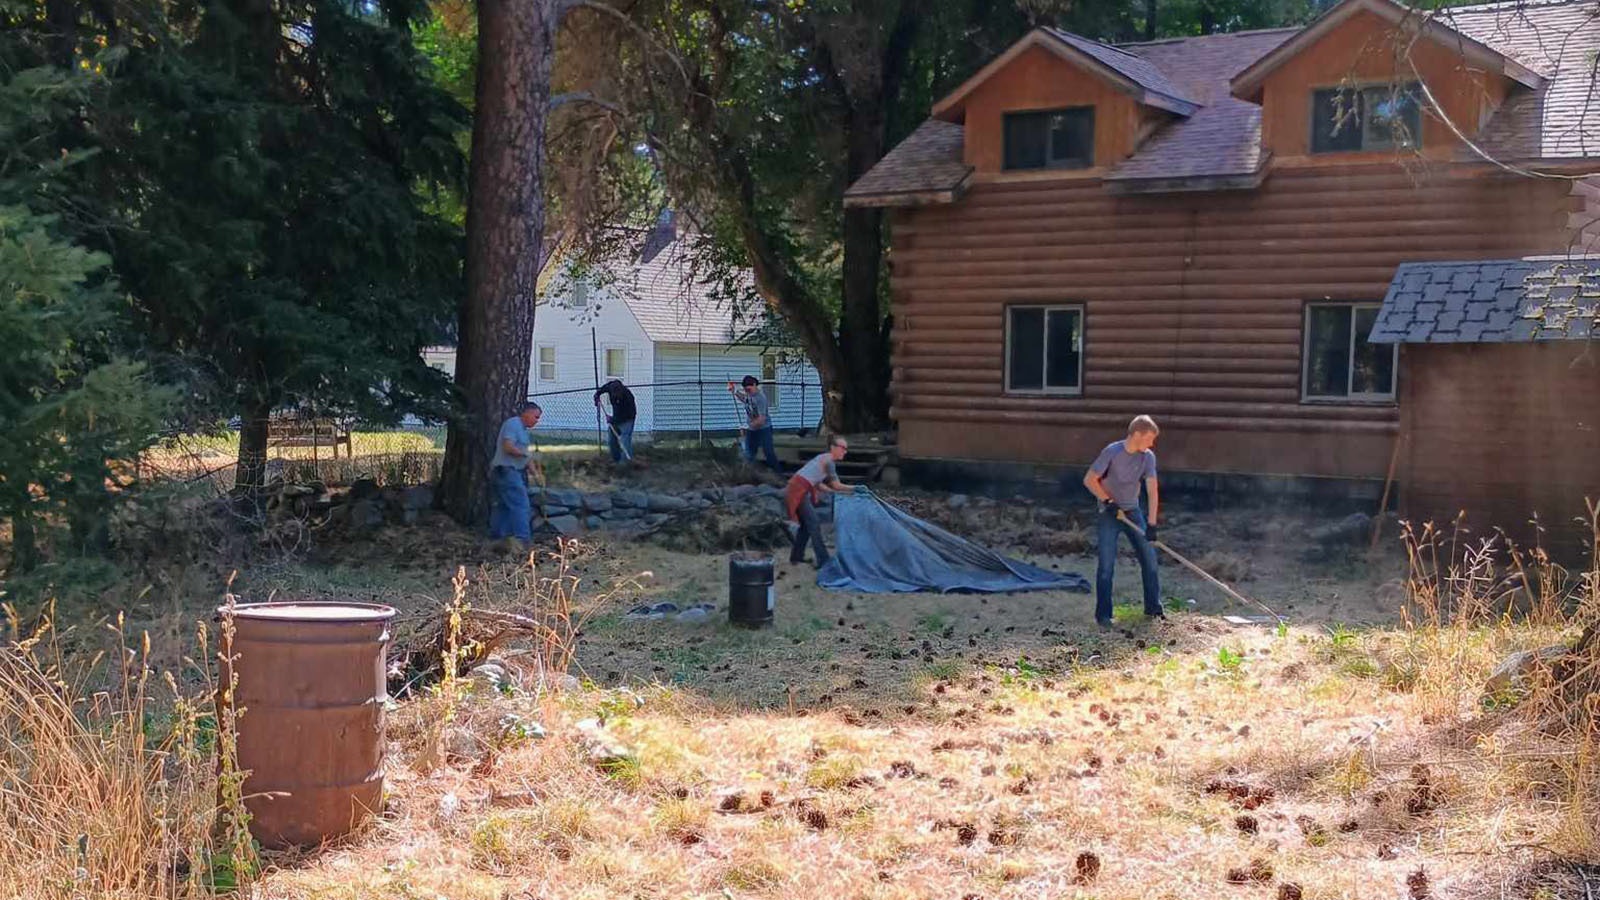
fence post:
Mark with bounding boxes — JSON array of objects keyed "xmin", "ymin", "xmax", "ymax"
[{"xmin": 591, "ymin": 327, "xmax": 604, "ymax": 450}]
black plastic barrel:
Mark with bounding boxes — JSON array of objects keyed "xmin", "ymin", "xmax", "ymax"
[{"xmin": 728, "ymin": 553, "xmax": 775, "ymax": 628}]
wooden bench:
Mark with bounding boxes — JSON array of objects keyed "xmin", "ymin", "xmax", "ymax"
[{"xmin": 267, "ymin": 415, "xmax": 353, "ymax": 459}]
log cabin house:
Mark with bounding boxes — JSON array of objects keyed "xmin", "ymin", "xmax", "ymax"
[{"xmin": 847, "ymin": 0, "xmax": 1600, "ymax": 553}]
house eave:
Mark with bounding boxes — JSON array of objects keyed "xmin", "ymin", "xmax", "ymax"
[
  {"xmin": 1102, "ymin": 163, "xmax": 1270, "ymax": 195},
  {"xmin": 843, "ymin": 175, "xmax": 972, "ymax": 209}
]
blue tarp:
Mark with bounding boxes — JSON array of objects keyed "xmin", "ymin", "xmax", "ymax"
[{"xmin": 817, "ymin": 492, "xmax": 1091, "ymax": 594}]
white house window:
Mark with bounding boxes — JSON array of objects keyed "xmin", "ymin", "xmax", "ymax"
[
  {"xmin": 537, "ymin": 345, "xmax": 557, "ymax": 382},
  {"xmin": 1303, "ymin": 303, "xmax": 1396, "ymax": 401},
  {"xmin": 762, "ymin": 354, "xmax": 781, "ymax": 410},
  {"xmin": 603, "ymin": 347, "xmax": 627, "ymax": 380},
  {"xmin": 1005, "ymin": 305, "xmax": 1083, "ymax": 394},
  {"xmin": 569, "ymin": 280, "xmax": 590, "ymax": 308}
]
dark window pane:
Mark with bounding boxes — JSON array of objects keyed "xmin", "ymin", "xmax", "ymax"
[
  {"xmin": 1003, "ymin": 113, "xmax": 1048, "ymax": 170},
  {"xmin": 1351, "ymin": 305, "xmax": 1394, "ymax": 395},
  {"xmin": 1048, "ymin": 108, "xmax": 1095, "ymax": 168},
  {"xmin": 1362, "ymin": 84, "xmax": 1421, "ymax": 149},
  {"xmin": 1311, "ymin": 88, "xmax": 1362, "ymax": 153},
  {"xmin": 1306, "ymin": 306, "xmax": 1352, "ymax": 397},
  {"xmin": 1008, "ymin": 307, "xmax": 1045, "ymax": 390},
  {"xmin": 1045, "ymin": 309, "xmax": 1081, "ymax": 388}
]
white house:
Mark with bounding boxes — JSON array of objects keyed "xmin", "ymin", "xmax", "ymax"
[{"xmin": 423, "ymin": 217, "xmax": 825, "ymax": 440}]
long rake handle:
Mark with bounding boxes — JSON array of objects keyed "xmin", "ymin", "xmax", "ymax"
[{"xmin": 1115, "ymin": 511, "xmax": 1279, "ymax": 620}]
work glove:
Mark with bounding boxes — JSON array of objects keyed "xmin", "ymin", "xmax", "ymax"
[
  {"xmin": 853, "ymin": 484, "xmax": 870, "ymax": 496},
  {"xmin": 1100, "ymin": 499, "xmax": 1118, "ymax": 516},
  {"xmin": 1144, "ymin": 524, "xmax": 1159, "ymax": 544}
]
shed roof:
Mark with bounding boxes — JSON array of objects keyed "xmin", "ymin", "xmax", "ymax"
[{"xmin": 1370, "ymin": 256, "xmax": 1600, "ymax": 343}]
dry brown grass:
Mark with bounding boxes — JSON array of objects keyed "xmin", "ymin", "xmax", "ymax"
[
  {"xmin": 0, "ymin": 604, "xmax": 244, "ymax": 899},
  {"xmin": 5, "ymin": 508, "xmax": 1597, "ymax": 900}
]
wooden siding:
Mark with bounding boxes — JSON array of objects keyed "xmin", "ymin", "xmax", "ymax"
[
  {"xmin": 1400, "ymin": 343, "xmax": 1600, "ymax": 557},
  {"xmin": 888, "ymin": 163, "xmax": 1575, "ymax": 478},
  {"xmin": 1259, "ymin": 8, "xmax": 1511, "ymax": 162},
  {"xmin": 955, "ymin": 45, "xmax": 1146, "ymax": 173}
]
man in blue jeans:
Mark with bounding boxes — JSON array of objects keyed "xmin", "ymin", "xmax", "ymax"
[
  {"xmin": 488, "ymin": 401, "xmax": 542, "ymax": 544},
  {"xmin": 728, "ymin": 375, "xmax": 780, "ymax": 471},
  {"xmin": 593, "ymin": 379, "xmax": 637, "ymax": 465},
  {"xmin": 1082, "ymin": 415, "xmax": 1163, "ymax": 629}
]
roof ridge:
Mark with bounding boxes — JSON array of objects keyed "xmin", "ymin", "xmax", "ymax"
[
  {"xmin": 1115, "ymin": 25, "xmax": 1300, "ymax": 48},
  {"xmin": 1044, "ymin": 26, "xmax": 1147, "ymax": 61},
  {"xmin": 1439, "ymin": 0, "xmax": 1592, "ymax": 12}
]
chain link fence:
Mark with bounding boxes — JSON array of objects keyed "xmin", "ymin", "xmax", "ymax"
[{"xmin": 528, "ymin": 378, "xmax": 824, "ymax": 445}]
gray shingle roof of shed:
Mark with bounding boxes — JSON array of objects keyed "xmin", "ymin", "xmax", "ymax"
[{"xmin": 1371, "ymin": 256, "xmax": 1600, "ymax": 343}]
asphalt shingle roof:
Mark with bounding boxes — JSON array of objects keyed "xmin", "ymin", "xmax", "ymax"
[
  {"xmin": 1371, "ymin": 256, "xmax": 1600, "ymax": 343},
  {"xmin": 1106, "ymin": 28, "xmax": 1296, "ymax": 185},
  {"xmin": 1446, "ymin": 0, "xmax": 1600, "ymax": 161},
  {"xmin": 1044, "ymin": 27, "xmax": 1200, "ymax": 110},
  {"xmin": 842, "ymin": 120, "xmax": 970, "ymax": 204}
]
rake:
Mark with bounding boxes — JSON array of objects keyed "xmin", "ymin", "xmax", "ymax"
[{"xmin": 1115, "ymin": 510, "xmax": 1280, "ymax": 621}]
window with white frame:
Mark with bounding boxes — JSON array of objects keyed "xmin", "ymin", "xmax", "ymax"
[
  {"xmin": 603, "ymin": 347, "xmax": 627, "ymax": 380},
  {"xmin": 569, "ymin": 280, "xmax": 590, "ymax": 308},
  {"xmin": 1302, "ymin": 303, "xmax": 1396, "ymax": 401},
  {"xmin": 761, "ymin": 354, "xmax": 781, "ymax": 410},
  {"xmin": 537, "ymin": 345, "xmax": 557, "ymax": 382},
  {"xmin": 1005, "ymin": 305, "xmax": 1083, "ymax": 393}
]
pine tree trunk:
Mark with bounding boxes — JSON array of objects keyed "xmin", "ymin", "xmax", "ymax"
[
  {"xmin": 235, "ymin": 398, "xmax": 273, "ymax": 498},
  {"xmin": 437, "ymin": 0, "xmax": 556, "ymax": 525},
  {"xmin": 1144, "ymin": 0, "xmax": 1158, "ymax": 40}
]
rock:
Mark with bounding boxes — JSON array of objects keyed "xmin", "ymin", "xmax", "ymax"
[
  {"xmin": 575, "ymin": 718, "xmax": 635, "ymax": 770},
  {"xmin": 648, "ymin": 493, "xmax": 690, "ymax": 512},
  {"xmin": 726, "ymin": 485, "xmax": 756, "ymax": 499},
  {"xmin": 402, "ymin": 484, "xmax": 436, "ymax": 510},
  {"xmin": 540, "ymin": 504, "xmax": 572, "ymax": 517},
  {"xmin": 643, "ymin": 513, "xmax": 671, "ymax": 528},
  {"xmin": 754, "ymin": 484, "xmax": 785, "ymax": 498},
  {"xmin": 948, "ymin": 493, "xmax": 970, "ymax": 509},
  {"xmin": 1484, "ymin": 645, "xmax": 1570, "ymax": 697},
  {"xmin": 694, "ymin": 498, "xmax": 713, "ymax": 509},
  {"xmin": 545, "ymin": 515, "xmax": 582, "ymax": 536},
  {"xmin": 548, "ymin": 488, "xmax": 584, "ymax": 509},
  {"xmin": 350, "ymin": 476, "xmax": 380, "ymax": 501},
  {"xmin": 613, "ymin": 490, "xmax": 649, "ymax": 508},
  {"xmin": 606, "ymin": 506, "xmax": 643, "ymax": 520},
  {"xmin": 586, "ymin": 515, "xmax": 605, "ymax": 530},
  {"xmin": 348, "ymin": 498, "xmax": 385, "ymax": 529},
  {"xmin": 582, "ymin": 493, "xmax": 613, "ymax": 513},
  {"xmin": 444, "ymin": 727, "xmax": 480, "ymax": 761}
]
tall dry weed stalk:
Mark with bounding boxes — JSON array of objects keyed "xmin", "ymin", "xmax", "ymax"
[
  {"xmin": 1397, "ymin": 505, "xmax": 1600, "ymax": 859},
  {"xmin": 0, "ymin": 597, "xmax": 250, "ymax": 898}
]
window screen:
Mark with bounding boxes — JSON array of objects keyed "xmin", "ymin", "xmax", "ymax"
[{"xmin": 1003, "ymin": 108, "xmax": 1094, "ymax": 170}]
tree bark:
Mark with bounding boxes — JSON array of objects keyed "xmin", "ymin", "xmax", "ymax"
[
  {"xmin": 234, "ymin": 397, "xmax": 272, "ymax": 499},
  {"xmin": 1144, "ymin": 0, "xmax": 1158, "ymax": 41},
  {"xmin": 437, "ymin": 0, "xmax": 556, "ymax": 525}
]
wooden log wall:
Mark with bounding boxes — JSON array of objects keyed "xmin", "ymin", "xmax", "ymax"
[
  {"xmin": 1400, "ymin": 343, "xmax": 1600, "ymax": 558},
  {"xmin": 888, "ymin": 163, "xmax": 1574, "ymax": 478}
]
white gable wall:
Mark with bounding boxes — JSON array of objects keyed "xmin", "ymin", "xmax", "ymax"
[
  {"xmin": 531, "ymin": 272, "xmax": 656, "ymax": 436},
  {"xmin": 653, "ymin": 343, "xmax": 824, "ymax": 434}
]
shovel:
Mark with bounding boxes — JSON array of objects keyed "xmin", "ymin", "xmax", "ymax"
[{"xmin": 1115, "ymin": 510, "xmax": 1280, "ymax": 621}]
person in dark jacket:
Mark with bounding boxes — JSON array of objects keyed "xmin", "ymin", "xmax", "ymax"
[{"xmin": 594, "ymin": 379, "xmax": 637, "ymax": 464}]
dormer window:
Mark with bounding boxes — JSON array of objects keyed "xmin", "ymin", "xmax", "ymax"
[
  {"xmin": 1311, "ymin": 83, "xmax": 1422, "ymax": 153},
  {"xmin": 1003, "ymin": 107, "xmax": 1095, "ymax": 170}
]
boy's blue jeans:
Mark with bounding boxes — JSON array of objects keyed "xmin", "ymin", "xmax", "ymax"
[
  {"xmin": 742, "ymin": 425, "xmax": 780, "ymax": 471},
  {"xmin": 1095, "ymin": 504, "xmax": 1162, "ymax": 622}
]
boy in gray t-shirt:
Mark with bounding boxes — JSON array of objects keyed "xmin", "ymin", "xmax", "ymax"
[{"xmin": 1082, "ymin": 415, "xmax": 1163, "ymax": 628}]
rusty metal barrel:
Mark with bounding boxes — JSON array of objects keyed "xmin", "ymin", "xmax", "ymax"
[{"xmin": 220, "ymin": 601, "xmax": 396, "ymax": 848}]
